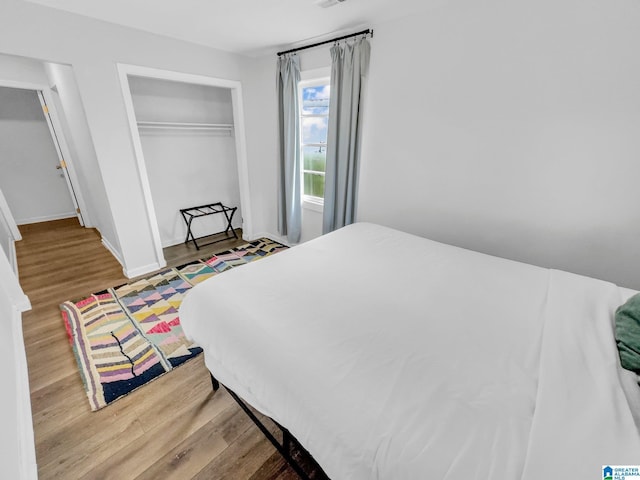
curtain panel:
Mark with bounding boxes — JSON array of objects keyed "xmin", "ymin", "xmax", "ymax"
[
  {"xmin": 322, "ymin": 37, "xmax": 371, "ymax": 235},
  {"xmin": 276, "ymin": 54, "xmax": 302, "ymax": 243}
]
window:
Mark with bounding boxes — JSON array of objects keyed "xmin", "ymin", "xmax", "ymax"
[{"xmin": 299, "ymin": 78, "xmax": 330, "ymax": 203}]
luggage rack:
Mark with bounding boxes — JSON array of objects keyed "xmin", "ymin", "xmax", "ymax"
[{"xmin": 179, "ymin": 202, "xmax": 238, "ymax": 250}]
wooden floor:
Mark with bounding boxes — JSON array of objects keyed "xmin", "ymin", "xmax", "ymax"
[{"xmin": 16, "ymin": 218, "xmax": 304, "ymax": 480}]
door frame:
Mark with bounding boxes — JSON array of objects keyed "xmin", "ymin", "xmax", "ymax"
[
  {"xmin": 0, "ymin": 79, "xmax": 90, "ymax": 227},
  {"xmin": 0, "ymin": 187, "xmax": 22, "ymax": 274},
  {"xmin": 36, "ymin": 90, "xmax": 84, "ymax": 226},
  {"xmin": 116, "ymin": 63, "xmax": 253, "ymax": 269}
]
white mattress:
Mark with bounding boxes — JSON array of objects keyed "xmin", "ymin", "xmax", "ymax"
[{"xmin": 179, "ymin": 222, "xmax": 640, "ymax": 479}]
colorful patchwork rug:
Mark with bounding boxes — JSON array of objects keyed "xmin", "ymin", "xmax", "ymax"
[{"xmin": 60, "ymin": 238, "xmax": 288, "ymax": 411}]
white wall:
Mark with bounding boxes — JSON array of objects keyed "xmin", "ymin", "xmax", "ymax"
[
  {"xmin": 0, "ymin": 295, "xmax": 26, "ymax": 480},
  {"xmin": 44, "ymin": 63, "xmax": 111, "ymax": 233},
  {"xmin": 0, "ymin": 188, "xmax": 21, "ymax": 274},
  {"xmin": 0, "ymin": 53, "xmax": 117, "ymax": 246},
  {"xmin": 4, "ymin": 0, "xmax": 638, "ymax": 286},
  {"xmin": 238, "ymin": 55, "xmax": 279, "ymax": 241},
  {"xmin": 241, "ymin": 0, "xmax": 640, "ymax": 289},
  {"xmin": 128, "ymin": 76, "xmax": 242, "ymax": 247},
  {"xmin": 354, "ymin": 0, "xmax": 640, "ymax": 289},
  {"xmin": 0, "ymin": 53, "xmax": 48, "ymax": 86},
  {"xmin": 241, "ymin": 48, "xmax": 331, "ymax": 244},
  {"xmin": 0, "ymin": 0, "xmax": 245, "ymax": 276},
  {"xmin": 0, "ymin": 221, "xmax": 35, "ymax": 479},
  {"xmin": 0, "ymin": 86, "xmax": 76, "ymax": 224},
  {"xmin": 0, "ymin": 213, "xmax": 10, "ymax": 263}
]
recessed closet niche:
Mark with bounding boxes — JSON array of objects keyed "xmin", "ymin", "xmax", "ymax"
[{"xmin": 128, "ymin": 76, "xmax": 242, "ymax": 248}]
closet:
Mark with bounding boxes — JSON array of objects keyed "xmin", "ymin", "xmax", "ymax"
[{"xmin": 128, "ymin": 76, "xmax": 242, "ymax": 248}]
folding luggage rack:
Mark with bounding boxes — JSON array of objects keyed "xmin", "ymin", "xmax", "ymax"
[{"xmin": 179, "ymin": 202, "xmax": 238, "ymax": 250}]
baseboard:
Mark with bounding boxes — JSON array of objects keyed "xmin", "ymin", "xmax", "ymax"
[
  {"xmin": 16, "ymin": 212, "xmax": 76, "ymax": 225},
  {"xmin": 8, "ymin": 238, "xmax": 19, "ymax": 278},
  {"xmin": 101, "ymin": 236, "xmax": 165, "ymax": 279},
  {"xmin": 0, "ymin": 243, "xmax": 31, "ymax": 313},
  {"xmin": 124, "ymin": 262, "xmax": 165, "ymax": 279},
  {"xmin": 8, "ymin": 244, "xmax": 31, "ymax": 311},
  {"xmin": 246, "ymin": 231, "xmax": 292, "ymax": 247},
  {"xmin": 163, "ymin": 223, "xmax": 244, "ymax": 249},
  {"xmin": 101, "ymin": 236, "xmax": 124, "ymax": 267},
  {"xmin": 162, "ymin": 237, "xmax": 185, "ymax": 249}
]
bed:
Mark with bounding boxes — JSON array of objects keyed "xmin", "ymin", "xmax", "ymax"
[{"xmin": 179, "ymin": 222, "xmax": 640, "ymax": 479}]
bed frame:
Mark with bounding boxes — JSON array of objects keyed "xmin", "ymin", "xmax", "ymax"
[{"xmin": 209, "ymin": 373, "xmax": 329, "ymax": 479}]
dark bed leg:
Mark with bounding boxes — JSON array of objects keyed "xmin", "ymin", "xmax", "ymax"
[
  {"xmin": 213, "ymin": 381, "xmax": 328, "ymax": 479},
  {"xmin": 210, "ymin": 372, "xmax": 220, "ymax": 391},
  {"xmin": 283, "ymin": 428, "xmax": 292, "ymax": 453},
  {"xmin": 225, "ymin": 388, "xmax": 314, "ymax": 480}
]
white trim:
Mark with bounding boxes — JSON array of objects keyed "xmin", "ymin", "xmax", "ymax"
[
  {"xmin": 16, "ymin": 212, "xmax": 76, "ymax": 225},
  {"xmin": 299, "ymin": 76, "xmax": 330, "ymax": 204},
  {"xmin": 0, "ymin": 276, "xmax": 36, "ymax": 480},
  {"xmin": 116, "ymin": 63, "xmax": 254, "ymax": 268},
  {"xmin": 0, "ymin": 79, "xmax": 47, "ymax": 91},
  {"xmin": 0, "ymin": 188, "xmax": 24, "ymax": 278},
  {"xmin": 162, "ymin": 236, "xmax": 187, "ymax": 249},
  {"xmin": 124, "ymin": 262, "xmax": 163, "ymax": 279},
  {"xmin": 0, "ymin": 189, "xmax": 21, "ymax": 242},
  {"xmin": 162, "ymin": 227, "xmax": 242, "ymax": 249},
  {"xmin": 230, "ymin": 85, "xmax": 254, "ymax": 239},
  {"xmin": 12, "ymin": 307, "xmax": 37, "ymax": 480},
  {"xmin": 300, "ymin": 67, "xmax": 331, "ymax": 81},
  {"xmin": 0, "ymin": 238, "xmax": 30, "ymax": 314},
  {"xmin": 245, "ymin": 231, "xmax": 292, "ymax": 247},
  {"xmin": 105, "ymin": 232, "xmax": 161, "ymax": 278},
  {"xmin": 116, "ymin": 67, "xmax": 164, "ymax": 271},
  {"xmin": 101, "ymin": 236, "xmax": 124, "ymax": 267},
  {"xmin": 303, "ymin": 198, "xmax": 324, "ymax": 213},
  {"xmin": 0, "ymin": 192, "xmax": 36, "ymax": 479},
  {"xmin": 39, "ymin": 89, "xmax": 91, "ymax": 227},
  {"xmin": 8, "ymin": 241, "xmax": 19, "ymax": 277}
]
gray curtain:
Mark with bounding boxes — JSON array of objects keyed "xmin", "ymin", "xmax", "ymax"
[
  {"xmin": 277, "ymin": 54, "xmax": 302, "ymax": 243},
  {"xmin": 322, "ymin": 37, "xmax": 371, "ymax": 234}
]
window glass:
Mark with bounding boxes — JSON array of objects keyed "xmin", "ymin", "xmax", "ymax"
[{"xmin": 300, "ymin": 82, "xmax": 330, "ymax": 200}]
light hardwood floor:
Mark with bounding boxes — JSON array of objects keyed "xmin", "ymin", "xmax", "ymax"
[{"xmin": 16, "ymin": 218, "xmax": 303, "ymax": 480}]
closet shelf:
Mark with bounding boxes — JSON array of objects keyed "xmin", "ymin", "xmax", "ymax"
[{"xmin": 136, "ymin": 121, "xmax": 234, "ymax": 133}]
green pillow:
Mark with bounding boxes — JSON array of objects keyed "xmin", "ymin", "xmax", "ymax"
[{"xmin": 615, "ymin": 293, "xmax": 640, "ymax": 374}]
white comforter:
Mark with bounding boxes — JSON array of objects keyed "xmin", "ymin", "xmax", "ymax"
[{"xmin": 179, "ymin": 222, "xmax": 640, "ymax": 479}]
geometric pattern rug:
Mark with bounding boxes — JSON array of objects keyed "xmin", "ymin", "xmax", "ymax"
[{"xmin": 59, "ymin": 237, "xmax": 288, "ymax": 411}]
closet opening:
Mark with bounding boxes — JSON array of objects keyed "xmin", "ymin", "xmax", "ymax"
[
  {"xmin": 117, "ymin": 65, "xmax": 252, "ymax": 270},
  {"xmin": 0, "ymin": 84, "xmax": 84, "ymax": 228}
]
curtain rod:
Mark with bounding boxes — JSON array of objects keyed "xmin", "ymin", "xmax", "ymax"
[{"xmin": 277, "ymin": 28, "xmax": 373, "ymax": 56}]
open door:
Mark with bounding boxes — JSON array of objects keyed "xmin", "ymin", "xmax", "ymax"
[{"xmin": 36, "ymin": 91, "xmax": 84, "ymax": 226}]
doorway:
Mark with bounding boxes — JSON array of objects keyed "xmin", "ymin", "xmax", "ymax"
[{"xmin": 0, "ymin": 85, "xmax": 83, "ymax": 226}]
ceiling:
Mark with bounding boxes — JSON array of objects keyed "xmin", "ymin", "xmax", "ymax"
[{"xmin": 21, "ymin": 0, "xmax": 444, "ymax": 57}]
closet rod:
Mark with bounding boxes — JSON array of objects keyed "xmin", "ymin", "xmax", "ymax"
[
  {"xmin": 277, "ymin": 28, "xmax": 373, "ymax": 56},
  {"xmin": 137, "ymin": 121, "xmax": 233, "ymax": 131}
]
